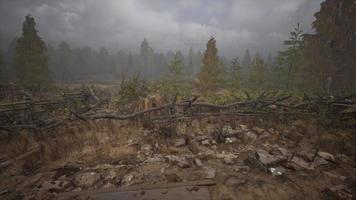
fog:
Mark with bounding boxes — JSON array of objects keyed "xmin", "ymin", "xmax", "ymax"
[{"xmin": 0, "ymin": 0, "xmax": 323, "ymax": 58}]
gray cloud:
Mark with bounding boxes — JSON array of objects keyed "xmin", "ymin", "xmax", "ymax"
[{"xmin": 0, "ymin": 0, "xmax": 323, "ymax": 58}]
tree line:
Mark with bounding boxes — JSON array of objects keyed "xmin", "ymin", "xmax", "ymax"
[{"xmin": 0, "ymin": 0, "xmax": 355, "ymax": 95}]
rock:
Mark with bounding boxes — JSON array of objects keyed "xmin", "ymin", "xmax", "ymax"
[
  {"xmin": 312, "ymin": 157, "xmax": 328, "ymax": 168},
  {"xmin": 233, "ymin": 165, "xmax": 250, "ymax": 172},
  {"xmin": 145, "ymin": 154, "xmax": 165, "ymax": 163},
  {"xmin": 201, "ymin": 139, "xmax": 210, "ymax": 146},
  {"xmin": 240, "ymin": 124, "xmax": 248, "ymax": 130},
  {"xmin": 194, "ymin": 158, "xmax": 203, "ymax": 167},
  {"xmin": 269, "ymin": 105, "xmax": 278, "ymax": 109},
  {"xmin": 142, "ymin": 130, "xmax": 151, "ymax": 137},
  {"xmin": 259, "ymin": 132, "xmax": 271, "ymax": 140},
  {"xmin": 141, "ymin": 144, "xmax": 153, "ymax": 156},
  {"xmin": 74, "ymin": 172, "xmax": 101, "ymax": 188},
  {"xmin": 225, "ymin": 137, "xmax": 237, "ymax": 144},
  {"xmin": 222, "ymin": 126, "xmax": 239, "ymax": 136},
  {"xmin": 174, "ymin": 138, "xmax": 187, "ymax": 147},
  {"xmin": 255, "ymin": 149, "xmax": 286, "ymax": 166},
  {"xmin": 101, "ymin": 183, "xmax": 115, "ymax": 189},
  {"xmin": 276, "ymin": 147, "xmax": 290, "ymax": 157},
  {"xmin": 244, "ymin": 131, "xmax": 257, "ymax": 140},
  {"xmin": 253, "ymin": 127, "xmax": 265, "ymax": 134},
  {"xmin": 203, "ymin": 166, "xmax": 216, "ymax": 179},
  {"xmin": 165, "ymin": 155, "xmax": 190, "ymax": 168},
  {"xmin": 269, "ymin": 167, "xmax": 286, "ymax": 177},
  {"xmin": 223, "ymin": 157, "xmax": 235, "ymax": 165},
  {"xmin": 290, "ymin": 156, "xmax": 314, "ymax": 170},
  {"xmin": 317, "ymin": 151, "xmax": 335, "ymax": 162},
  {"xmin": 297, "ymin": 151, "xmax": 315, "ymax": 162},
  {"xmin": 121, "ymin": 174, "xmax": 134, "ymax": 186},
  {"xmin": 103, "ymin": 170, "xmax": 117, "ymax": 182},
  {"xmin": 216, "ymin": 152, "xmax": 238, "ymax": 165}
]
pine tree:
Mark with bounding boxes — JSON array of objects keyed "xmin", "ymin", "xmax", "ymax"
[
  {"xmin": 140, "ymin": 38, "xmax": 154, "ymax": 75},
  {"xmin": 168, "ymin": 53, "xmax": 184, "ymax": 90},
  {"xmin": 242, "ymin": 49, "xmax": 251, "ymax": 68},
  {"xmin": 0, "ymin": 50, "xmax": 8, "ymax": 84},
  {"xmin": 249, "ymin": 54, "xmax": 266, "ymax": 90},
  {"xmin": 230, "ymin": 57, "xmax": 242, "ymax": 89},
  {"xmin": 58, "ymin": 41, "xmax": 71, "ymax": 81},
  {"xmin": 282, "ymin": 23, "xmax": 304, "ymax": 90},
  {"xmin": 187, "ymin": 47, "xmax": 194, "ymax": 75},
  {"xmin": 241, "ymin": 49, "xmax": 252, "ymax": 83},
  {"xmin": 14, "ymin": 15, "xmax": 50, "ymax": 91},
  {"xmin": 127, "ymin": 53, "xmax": 133, "ymax": 69},
  {"xmin": 198, "ymin": 37, "xmax": 223, "ymax": 92}
]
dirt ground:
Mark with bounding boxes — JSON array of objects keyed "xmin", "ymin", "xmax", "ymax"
[{"xmin": 0, "ymin": 116, "xmax": 355, "ymax": 200}]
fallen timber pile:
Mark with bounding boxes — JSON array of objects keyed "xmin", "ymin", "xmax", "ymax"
[
  {"xmin": 84, "ymin": 93, "xmax": 356, "ymax": 128},
  {"xmin": 1, "ymin": 93, "xmax": 355, "ymax": 132},
  {"xmin": 0, "ymin": 91, "xmax": 96, "ymax": 132}
]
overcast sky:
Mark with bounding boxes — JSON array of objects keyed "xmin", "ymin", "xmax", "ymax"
[{"xmin": 0, "ymin": 0, "xmax": 323, "ymax": 58}]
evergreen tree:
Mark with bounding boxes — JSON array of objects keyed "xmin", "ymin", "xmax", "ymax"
[
  {"xmin": 241, "ymin": 49, "xmax": 252, "ymax": 83},
  {"xmin": 168, "ymin": 53, "xmax": 184, "ymax": 91},
  {"xmin": 14, "ymin": 15, "xmax": 50, "ymax": 91},
  {"xmin": 140, "ymin": 38, "xmax": 154, "ymax": 76},
  {"xmin": 242, "ymin": 49, "xmax": 251, "ymax": 68},
  {"xmin": 127, "ymin": 53, "xmax": 133, "ymax": 70},
  {"xmin": 249, "ymin": 54, "xmax": 266, "ymax": 90},
  {"xmin": 187, "ymin": 47, "xmax": 194, "ymax": 75},
  {"xmin": 230, "ymin": 57, "xmax": 242, "ymax": 89},
  {"xmin": 198, "ymin": 37, "xmax": 223, "ymax": 92},
  {"xmin": 0, "ymin": 50, "xmax": 8, "ymax": 83},
  {"xmin": 58, "ymin": 41, "xmax": 71, "ymax": 81},
  {"xmin": 279, "ymin": 23, "xmax": 304, "ymax": 90},
  {"xmin": 266, "ymin": 53, "xmax": 274, "ymax": 68}
]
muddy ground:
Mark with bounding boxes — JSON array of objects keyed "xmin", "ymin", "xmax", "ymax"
[{"xmin": 0, "ymin": 116, "xmax": 355, "ymax": 200}]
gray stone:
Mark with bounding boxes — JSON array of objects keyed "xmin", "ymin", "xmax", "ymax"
[
  {"xmin": 222, "ymin": 125, "xmax": 239, "ymax": 136},
  {"xmin": 174, "ymin": 138, "xmax": 187, "ymax": 147},
  {"xmin": 103, "ymin": 170, "xmax": 117, "ymax": 181},
  {"xmin": 74, "ymin": 172, "xmax": 101, "ymax": 188},
  {"xmin": 291, "ymin": 156, "xmax": 314, "ymax": 170},
  {"xmin": 269, "ymin": 167, "xmax": 286, "ymax": 176},
  {"xmin": 255, "ymin": 149, "xmax": 286, "ymax": 166},
  {"xmin": 165, "ymin": 155, "xmax": 190, "ymax": 168},
  {"xmin": 194, "ymin": 158, "xmax": 203, "ymax": 167},
  {"xmin": 297, "ymin": 151, "xmax": 315, "ymax": 162},
  {"xmin": 312, "ymin": 157, "xmax": 328, "ymax": 168},
  {"xmin": 203, "ymin": 166, "xmax": 216, "ymax": 179},
  {"xmin": 244, "ymin": 131, "xmax": 257, "ymax": 140},
  {"xmin": 317, "ymin": 151, "xmax": 335, "ymax": 162},
  {"xmin": 253, "ymin": 127, "xmax": 265, "ymax": 134},
  {"xmin": 121, "ymin": 174, "xmax": 134, "ymax": 186},
  {"xmin": 225, "ymin": 137, "xmax": 237, "ymax": 144},
  {"xmin": 201, "ymin": 139, "xmax": 210, "ymax": 146},
  {"xmin": 223, "ymin": 157, "xmax": 235, "ymax": 165},
  {"xmin": 240, "ymin": 124, "xmax": 248, "ymax": 130},
  {"xmin": 101, "ymin": 183, "xmax": 115, "ymax": 189}
]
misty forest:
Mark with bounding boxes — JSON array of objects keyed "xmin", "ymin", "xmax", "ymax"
[{"xmin": 0, "ymin": 0, "xmax": 355, "ymax": 199}]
